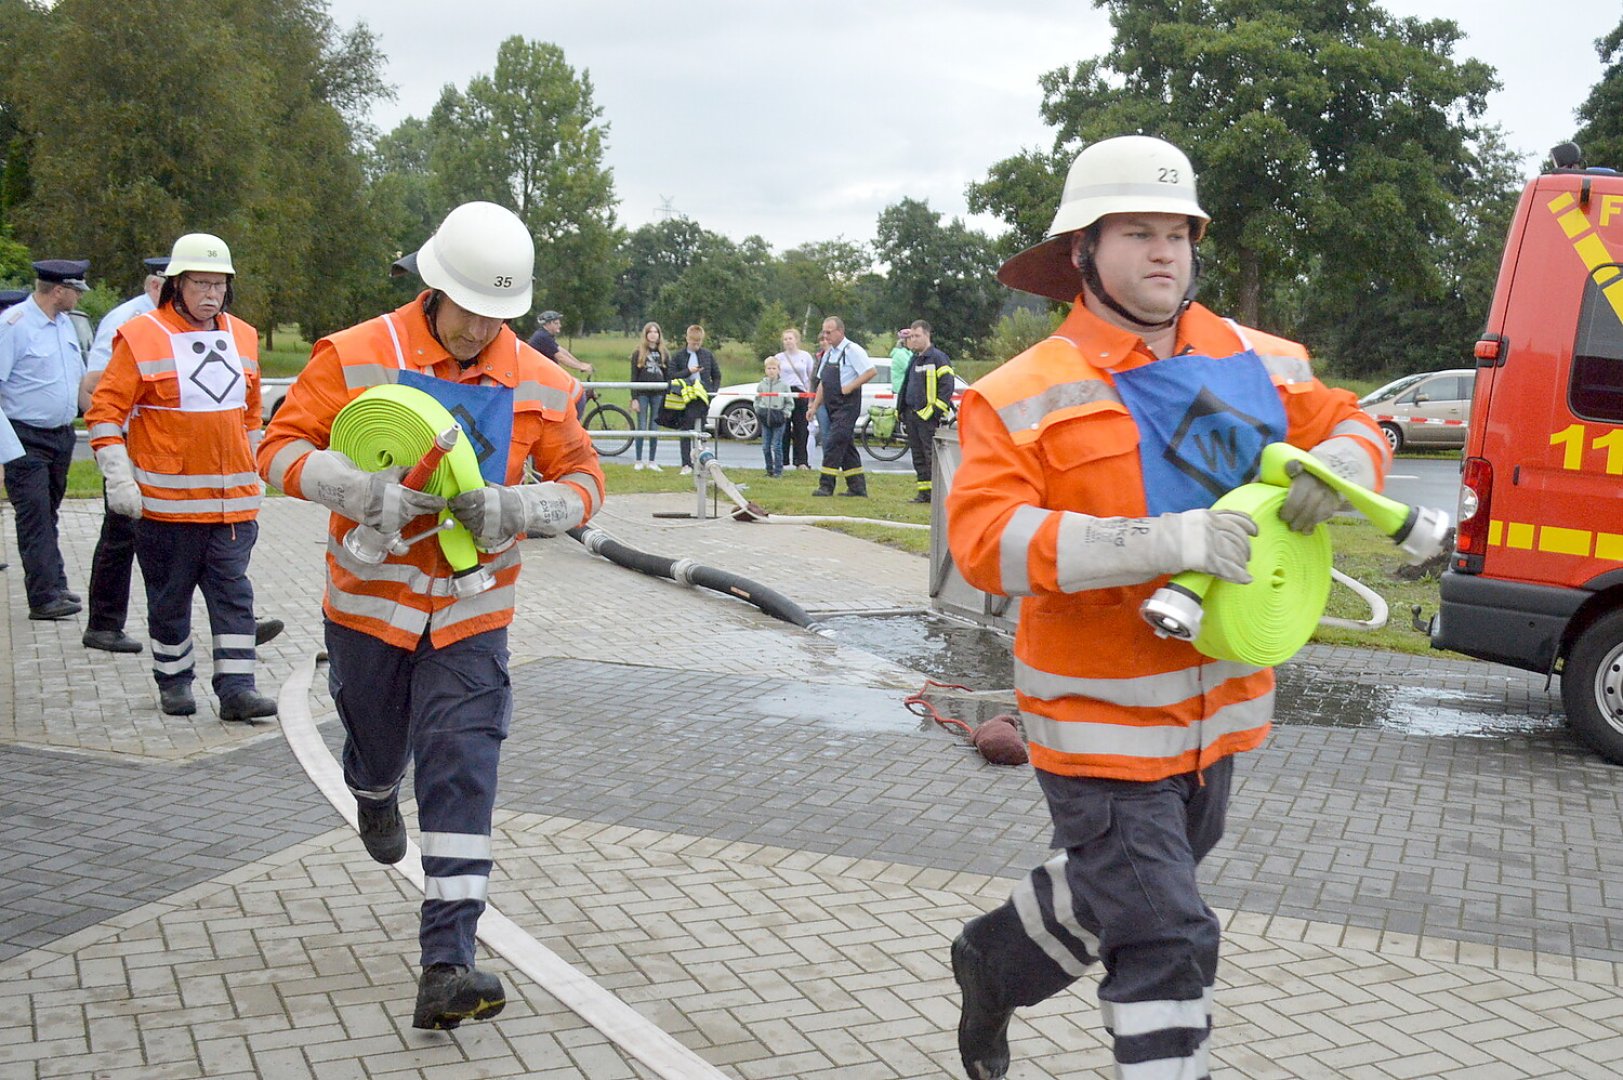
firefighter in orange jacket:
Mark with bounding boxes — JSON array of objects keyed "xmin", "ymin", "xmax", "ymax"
[
  {"xmin": 258, "ymin": 202, "xmax": 604, "ymax": 1031},
  {"xmin": 945, "ymin": 137, "xmax": 1390, "ymax": 1080},
  {"xmin": 87, "ymin": 234, "xmax": 277, "ymax": 723}
]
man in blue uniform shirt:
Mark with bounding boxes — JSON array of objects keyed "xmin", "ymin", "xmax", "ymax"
[{"xmin": 0, "ymin": 259, "xmax": 91, "ymax": 620}]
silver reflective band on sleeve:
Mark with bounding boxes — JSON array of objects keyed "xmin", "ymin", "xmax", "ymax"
[
  {"xmin": 1330, "ymin": 420, "xmax": 1391, "ymax": 467},
  {"xmin": 266, "ymin": 439, "xmax": 320, "ymax": 492},
  {"xmin": 1011, "ymin": 853, "xmax": 1092, "ymax": 978},
  {"xmin": 1103, "ymin": 989, "xmax": 1213, "ymax": 1038},
  {"xmin": 1259, "ymin": 353, "xmax": 1312, "ymax": 384},
  {"xmin": 213, "ymin": 634, "xmax": 257, "ymax": 650},
  {"xmin": 88, "ymin": 423, "xmax": 123, "ymax": 440},
  {"xmin": 137, "ymin": 358, "xmax": 177, "ymax": 377},
  {"xmin": 421, "ymin": 832, "xmax": 494, "ymax": 861},
  {"xmin": 999, "ymin": 506, "xmax": 1047, "ymax": 597},
  {"xmin": 1018, "ymin": 693, "xmax": 1273, "ymax": 758},
  {"xmin": 133, "ymin": 467, "xmax": 262, "ymax": 489},
  {"xmin": 1015, "ymin": 657, "xmax": 1263, "ymax": 708},
  {"xmin": 995, "ymin": 379, "xmax": 1122, "ymax": 434},
  {"xmin": 517, "ymin": 380, "xmax": 572, "ymax": 413},
  {"xmin": 342, "ymin": 363, "xmax": 400, "ymax": 390},
  {"xmin": 559, "ymin": 471, "xmax": 602, "ymax": 514},
  {"xmin": 324, "ymin": 588, "xmax": 431, "ymax": 637},
  {"xmin": 213, "ymin": 659, "xmax": 255, "ymax": 674},
  {"xmin": 425, "ymin": 874, "xmax": 490, "ymax": 903},
  {"xmin": 141, "ymin": 494, "xmax": 263, "ymax": 515}
]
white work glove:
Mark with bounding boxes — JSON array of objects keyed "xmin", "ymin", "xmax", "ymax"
[
  {"xmin": 1278, "ymin": 438, "xmax": 1375, "ymax": 534},
  {"xmin": 94, "ymin": 444, "xmax": 143, "ymax": 519},
  {"xmin": 1055, "ymin": 509, "xmax": 1258, "ymax": 592},
  {"xmin": 448, "ymin": 481, "xmax": 585, "ymax": 546},
  {"xmin": 298, "ymin": 449, "xmax": 446, "ymax": 533}
]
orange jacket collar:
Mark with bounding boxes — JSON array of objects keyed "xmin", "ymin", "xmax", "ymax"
[
  {"xmin": 393, "ymin": 291, "xmax": 522, "ymax": 388},
  {"xmin": 1056, "ymin": 299, "xmax": 1244, "ymax": 372}
]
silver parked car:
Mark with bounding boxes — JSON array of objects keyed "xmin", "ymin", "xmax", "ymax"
[{"xmin": 1358, "ymin": 368, "xmax": 1475, "ymax": 452}]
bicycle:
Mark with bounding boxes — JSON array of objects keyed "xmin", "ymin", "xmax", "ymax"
[
  {"xmin": 581, "ymin": 386, "xmax": 634, "ymax": 458},
  {"xmin": 860, "ymin": 405, "xmax": 911, "ymax": 462}
]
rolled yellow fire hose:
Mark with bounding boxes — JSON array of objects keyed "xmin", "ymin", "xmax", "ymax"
[
  {"xmin": 1140, "ymin": 442, "xmax": 1450, "ymax": 665},
  {"xmin": 329, "ymin": 384, "xmax": 485, "ymax": 571}
]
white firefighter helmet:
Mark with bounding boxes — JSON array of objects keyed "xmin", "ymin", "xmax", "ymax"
[
  {"xmin": 165, "ymin": 233, "xmax": 235, "ymax": 277},
  {"xmin": 402, "ymin": 201, "xmax": 534, "ymax": 320},
  {"xmin": 998, "ymin": 136, "xmax": 1209, "ymax": 302}
]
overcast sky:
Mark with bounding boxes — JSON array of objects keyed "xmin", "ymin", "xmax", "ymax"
[{"xmin": 323, "ymin": 0, "xmax": 1607, "ymax": 252}]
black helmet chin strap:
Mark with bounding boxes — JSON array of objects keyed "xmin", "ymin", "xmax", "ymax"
[{"xmin": 1076, "ymin": 227, "xmax": 1203, "ymax": 333}]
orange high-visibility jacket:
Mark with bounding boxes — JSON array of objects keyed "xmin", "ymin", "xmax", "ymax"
[
  {"xmin": 257, "ymin": 294, "xmax": 605, "ymax": 650},
  {"xmin": 946, "ymin": 301, "xmax": 1388, "ymax": 782},
  {"xmin": 87, "ymin": 304, "xmax": 263, "ymax": 524}
]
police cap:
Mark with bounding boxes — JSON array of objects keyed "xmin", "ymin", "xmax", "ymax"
[
  {"xmin": 0, "ymin": 288, "xmax": 28, "ymax": 311},
  {"xmin": 143, "ymin": 256, "xmax": 171, "ymax": 273},
  {"xmin": 33, "ymin": 259, "xmax": 91, "ymax": 291}
]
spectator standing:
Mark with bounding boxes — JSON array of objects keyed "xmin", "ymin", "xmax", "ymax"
[
  {"xmin": 772, "ymin": 328, "xmax": 815, "ymax": 470},
  {"xmin": 888, "ymin": 328, "xmax": 911, "ymax": 399},
  {"xmin": 527, "ymin": 310, "xmax": 592, "ymax": 420},
  {"xmin": 86, "ymin": 234, "xmax": 278, "ymax": 722},
  {"xmin": 753, "ymin": 356, "xmax": 792, "ymax": 476},
  {"xmin": 899, "ymin": 320, "xmax": 956, "ymax": 503},
  {"xmin": 0, "ymin": 260, "xmax": 91, "ymax": 620},
  {"xmin": 628, "ymin": 321, "xmax": 668, "ymax": 471},
  {"xmin": 668, "ymin": 325, "xmax": 719, "ymax": 473},
  {"xmin": 809, "ymin": 316, "xmax": 876, "ymax": 497}
]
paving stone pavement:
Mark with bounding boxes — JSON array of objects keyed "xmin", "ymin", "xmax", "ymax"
[{"xmin": 2, "ymin": 490, "xmax": 1620, "ymax": 1077}]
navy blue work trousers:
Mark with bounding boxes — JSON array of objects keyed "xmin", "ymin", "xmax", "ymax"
[
  {"xmin": 324, "ymin": 620, "xmax": 512, "ymax": 968},
  {"xmin": 87, "ymin": 491, "xmax": 137, "ymax": 632},
  {"xmin": 962, "ymin": 756, "xmax": 1233, "ymax": 1078},
  {"xmin": 6, "ymin": 422, "xmax": 74, "ymax": 609},
  {"xmin": 133, "ymin": 518, "xmax": 258, "ymax": 699}
]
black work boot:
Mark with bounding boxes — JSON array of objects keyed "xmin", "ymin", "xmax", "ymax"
[
  {"xmin": 219, "ymin": 690, "xmax": 278, "ymax": 723},
  {"xmin": 253, "ymin": 618, "xmax": 285, "ymax": 646},
  {"xmin": 160, "ymin": 683, "xmax": 197, "ymax": 716},
  {"xmin": 357, "ymin": 799, "xmax": 407, "ymax": 865},
  {"xmin": 952, "ymin": 932, "xmax": 1014, "ymax": 1080},
  {"xmin": 412, "ymin": 964, "xmax": 506, "ymax": 1030}
]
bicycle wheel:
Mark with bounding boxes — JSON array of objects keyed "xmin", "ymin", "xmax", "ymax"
[
  {"xmin": 585, "ymin": 403, "xmax": 635, "ymax": 458},
  {"xmin": 862, "ymin": 420, "xmax": 911, "ymax": 462}
]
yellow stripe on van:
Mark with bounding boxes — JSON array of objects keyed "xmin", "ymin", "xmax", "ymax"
[
  {"xmin": 1488, "ymin": 519, "xmax": 1503, "ymax": 546},
  {"xmin": 1597, "ymin": 533, "xmax": 1623, "ymax": 562},
  {"xmin": 1548, "ymin": 192, "xmax": 1576, "ymax": 213},
  {"xmin": 1558, "ymin": 208, "xmax": 1590, "ymax": 238},
  {"xmin": 1505, "ymin": 522, "xmax": 1536, "ymax": 549},
  {"xmin": 1538, "ymin": 526, "xmax": 1592, "ymax": 556}
]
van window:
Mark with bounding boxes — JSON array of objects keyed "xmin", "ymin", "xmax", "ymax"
[{"xmin": 1570, "ymin": 266, "xmax": 1623, "ymax": 423}]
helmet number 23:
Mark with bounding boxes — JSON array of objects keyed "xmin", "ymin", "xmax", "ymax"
[
  {"xmin": 493, "ymin": 275, "xmax": 513, "ymax": 288},
  {"xmin": 1158, "ymin": 168, "xmax": 1180, "ymax": 184}
]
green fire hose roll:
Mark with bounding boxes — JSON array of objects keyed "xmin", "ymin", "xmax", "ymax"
[
  {"xmin": 329, "ymin": 384, "xmax": 486, "ymax": 572},
  {"xmin": 1174, "ymin": 482, "xmax": 1332, "ymax": 666}
]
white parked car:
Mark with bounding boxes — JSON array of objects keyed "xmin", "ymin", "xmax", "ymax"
[
  {"xmin": 262, "ymin": 376, "xmax": 294, "ymax": 422},
  {"xmin": 707, "ymin": 359, "xmax": 905, "ymax": 440}
]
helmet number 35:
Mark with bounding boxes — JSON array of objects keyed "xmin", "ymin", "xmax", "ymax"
[{"xmin": 493, "ymin": 275, "xmax": 513, "ymax": 288}]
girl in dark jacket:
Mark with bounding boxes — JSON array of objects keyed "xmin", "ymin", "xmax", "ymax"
[{"xmin": 629, "ymin": 321, "xmax": 668, "ymax": 470}]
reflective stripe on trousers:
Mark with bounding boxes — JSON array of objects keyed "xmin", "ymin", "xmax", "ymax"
[
  {"xmin": 134, "ymin": 519, "xmax": 257, "ymax": 697},
  {"xmin": 324, "ymin": 619, "xmax": 512, "ymax": 968},
  {"xmin": 960, "ymin": 757, "xmax": 1232, "ymax": 1079}
]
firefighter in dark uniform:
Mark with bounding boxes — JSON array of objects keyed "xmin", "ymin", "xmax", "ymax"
[
  {"xmin": 899, "ymin": 319, "xmax": 956, "ymax": 503},
  {"xmin": 809, "ymin": 315, "xmax": 877, "ymax": 497}
]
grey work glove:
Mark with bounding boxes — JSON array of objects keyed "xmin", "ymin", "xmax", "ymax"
[
  {"xmin": 1055, "ymin": 509, "xmax": 1258, "ymax": 592},
  {"xmin": 1278, "ymin": 439, "xmax": 1374, "ymax": 534},
  {"xmin": 298, "ymin": 449, "xmax": 446, "ymax": 533},
  {"xmin": 94, "ymin": 444, "xmax": 143, "ymax": 518},
  {"xmin": 448, "ymin": 481, "xmax": 585, "ymax": 546}
]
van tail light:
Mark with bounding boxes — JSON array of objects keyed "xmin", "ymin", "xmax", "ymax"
[
  {"xmin": 1475, "ymin": 335, "xmax": 1507, "ymax": 365},
  {"xmin": 1452, "ymin": 456, "xmax": 1492, "ymax": 573}
]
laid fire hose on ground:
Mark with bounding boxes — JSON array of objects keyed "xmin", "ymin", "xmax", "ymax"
[
  {"xmin": 1139, "ymin": 441, "xmax": 1451, "ymax": 665},
  {"xmin": 328, "ymin": 384, "xmax": 496, "ymax": 597}
]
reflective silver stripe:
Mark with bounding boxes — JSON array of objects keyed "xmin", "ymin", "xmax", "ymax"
[
  {"xmin": 1116, "ymin": 1037, "xmax": 1209, "ymax": 1080},
  {"xmin": 559, "ymin": 470, "xmax": 602, "ymax": 514},
  {"xmin": 999, "ymin": 506, "xmax": 1046, "ymax": 596},
  {"xmin": 248, "ymin": 430, "xmax": 263, "ymax": 450},
  {"xmin": 213, "ymin": 634, "xmax": 256, "ymax": 650},
  {"xmin": 326, "ymin": 536, "xmax": 521, "ymax": 597},
  {"xmin": 1259, "ymin": 352, "xmax": 1312, "ymax": 384},
  {"xmin": 431, "ymin": 584, "xmax": 517, "ymax": 632},
  {"xmin": 424, "ymin": 874, "xmax": 489, "ymax": 902},
  {"xmin": 1332, "ymin": 419, "xmax": 1391, "ymax": 467},
  {"xmin": 1012, "ymin": 854, "xmax": 1090, "ymax": 978},
  {"xmin": 1019, "ymin": 693, "xmax": 1274, "ymax": 759},
  {"xmin": 213, "ymin": 659, "xmax": 255, "ymax": 674},
  {"xmin": 516, "ymin": 379, "xmax": 570, "ymax": 413},
  {"xmin": 348, "ymin": 781, "xmax": 400, "ymax": 802},
  {"xmin": 324, "ymin": 587, "xmax": 431, "ymax": 636},
  {"xmin": 1043, "ymin": 849, "xmax": 1101, "ymax": 962},
  {"xmin": 995, "ymin": 379, "xmax": 1122, "ymax": 434},
  {"xmin": 152, "ymin": 638, "xmax": 191, "ymax": 658},
  {"xmin": 381, "ymin": 313, "xmax": 408, "ymax": 368},
  {"xmin": 141, "ymin": 494, "xmax": 262, "ymax": 514},
  {"xmin": 89, "ymin": 423, "xmax": 123, "ymax": 440},
  {"xmin": 1015, "ymin": 657, "xmax": 1263, "ymax": 708},
  {"xmin": 420, "ymin": 832, "xmax": 493, "ymax": 861},
  {"xmin": 342, "ymin": 363, "xmax": 399, "ymax": 390},
  {"xmin": 134, "ymin": 467, "xmax": 262, "ymax": 489},
  {"xmin": 1104, "ymin": 990, "xmax": 1212, "ymax": 1037},
  {"xmin": 267, "ymin": 439, "xmax": 319, "ymax": 492},
  {"xmin": 153, "ymin": 656, "xmax": 196, "ymax": 675},
  {"xmin": 137, "ymin": 358, "xmax": 177, "ymax": 377}
]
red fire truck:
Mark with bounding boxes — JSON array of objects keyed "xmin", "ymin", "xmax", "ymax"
[{"xmin": 1430, "ymin": 143, "xmax": 1623, "ymax": 764}]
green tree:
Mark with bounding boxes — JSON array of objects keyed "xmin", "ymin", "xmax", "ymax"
[
  {"xmin": 971, "ymin": 0, "xmax": 1502, "ymax": 373},
  {"xmin": 873, "ymin": 198, "xmax": 1002, "ymax": 358},
  {"xmin": 424, "ymin": 37, "xmax": 618, "ymax": 334},
  {"xmin": 650, "ymin": 233, "xmax": 765, "ymax": 343},
  {"xmin": 1574, "ymin": 19, "xmax": 1623, "ymax": 169},
  {"xmin": 769, "ymin": 238, "xmax": 871, "ymax": 334},
  {"xmin": 612, "ymin": 217, "xmax": 710, "ymax": 330}
]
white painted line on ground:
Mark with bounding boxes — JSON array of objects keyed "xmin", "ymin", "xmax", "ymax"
[{"xmin": 277, "ymin": 651, "xmax": 729, "ymax": 1080}]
